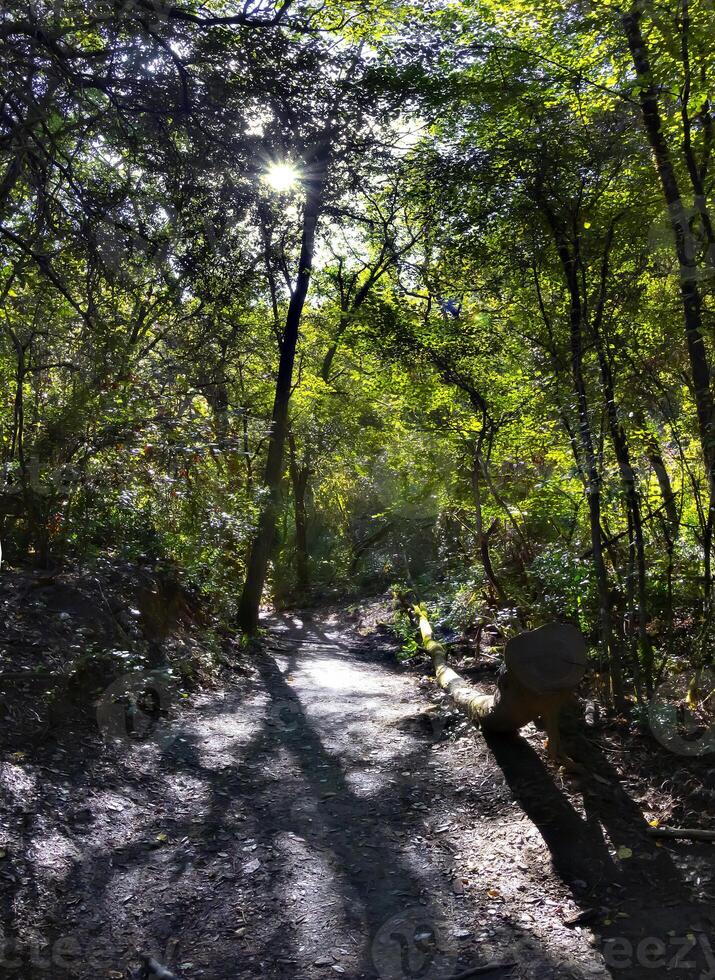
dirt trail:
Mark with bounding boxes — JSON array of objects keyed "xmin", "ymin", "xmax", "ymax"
[{"xmin": 1, "ymin": 610, "xmax": 712, "ymax": 979}]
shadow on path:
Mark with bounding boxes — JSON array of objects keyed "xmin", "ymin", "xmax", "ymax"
[
  {"xmin": 4, "ymin": 611, "xmax": 693, "ymax": 980},
  {"xmin": 485, "ymin": 729, "xmax": 713, "ymax": 980}
]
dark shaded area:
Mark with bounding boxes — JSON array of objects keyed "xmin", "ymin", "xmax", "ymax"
[
  {"xmin": 485, "ymin": 729, "xmax": 714, "ymax": 979},
  {"xmin": 1, "ymin": 612, "xmax": 709, "ymax": 980}
]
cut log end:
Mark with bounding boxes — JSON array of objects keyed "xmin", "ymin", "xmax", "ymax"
[
  {"xmin": 407, "ymin": 599, "xmax": 587, "ymax": 763},
  {"xmin": 505, "ymin": 623, "xmax": 587, "ymax": 693}
]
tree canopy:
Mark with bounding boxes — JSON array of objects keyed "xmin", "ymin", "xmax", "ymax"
[{"xmin": 2, "ymin": 0, "xmax": 715, "ymax": 701}]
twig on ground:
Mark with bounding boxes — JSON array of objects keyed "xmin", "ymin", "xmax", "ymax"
[
  {"xmin": 447, "ymin": 963, "xmax": 517, "ymax": 979},
  {"xmin": 647, "ymin": 827, "xmax": 715, "ymax": 842},
  {"xmin": 135, "ymin": 955, "xmax": 183, "ymax": 980}
]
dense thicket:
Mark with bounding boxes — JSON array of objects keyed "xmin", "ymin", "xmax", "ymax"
[{"xmin": 1, "ymin": 0, "xmax": 714, "ymax": 702}]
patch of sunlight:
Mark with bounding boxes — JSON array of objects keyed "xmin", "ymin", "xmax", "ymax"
[
  {"xmin": 29, "ymin": 831, "xmax": 81, "ymax": 874},
  {"xmin": 263, "ymin": 161, "xmax": 299, "ymax": 193},
  {"xmin": 298, "ymin": 658, "xmax": 386, "ymax": 692},
  {"xmin": 0, "ymin": 762, "xmax": 37, "ymax": 800},
  {"xmin": 274, "ymin": 829, "xmax": 364, "ymax": 948},
  {"xmin": 190, "ymin": 694, "xmax": 274, "ymax": 771},
  {"xmin": 344, "ymin": 768, "xmax": 395, "ymax": 799}
]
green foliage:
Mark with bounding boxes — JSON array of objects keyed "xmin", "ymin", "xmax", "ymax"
[
  {"xmin": 1, "ymin": 0, "xmax": 714, "ymax": 698},
  {"xmin": 390, "ymin": 609, "xmax": 421, "ymax": 661},
  {"xmin": 527, "ymin": 545, "xmax": 597, "ymax": 632},
  {"xmin": 444, "ymin": 573, "xmax": 490, "ymax": 635}
]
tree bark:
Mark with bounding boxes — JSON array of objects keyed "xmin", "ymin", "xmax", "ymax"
[
  {"xmin": 591, "ymin": 227, "xmax": 653, "ymax": 693},
  {"xmin": 646, "ymin": 826, "xmax": 715, "ymax": 842},
  {"xmin": 535, "ymin": 256, "xmax": 626, "ymax": 660},
  {"xmin": 678, "ymin": 0, "xmax": 715, "ymax": 272},
  {"xmin": 349, "ymin": 521, "xmax": 394, "ymax": 575},
  {"xmin": 648, "ymin": 442, "xmax": 679, "ymax": 537},
  {"xmin": 470, "ymin": 447, "xmax": 508, "ymax": 605},
  {"xmin": 288, "ymin": 431, "xmax": 310, "ymax": 593},
  {"xmin": 544, "ymin": 222, "xmax": 625, "ymax": 705},
  {"xmin": 237, "ymin": 152, "xmax": 328, "ymax": 632},
  {"xmin": 623, "ymin": 2, "xmax": 715, "ymax": 595}
]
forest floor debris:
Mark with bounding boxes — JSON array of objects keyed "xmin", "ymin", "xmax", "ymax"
[{"xmin": 0, "ymin": 601, "xmax": 713, "ymax": 978}]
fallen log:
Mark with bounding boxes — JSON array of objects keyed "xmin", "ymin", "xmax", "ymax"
[
  {"xmin": 646, "ymin": 826, "xmax": 715, "ymax": 842},
  {"xmin": 447, "ymin": 962, "xmax": 517, "ymax": 978},
  {"xmin": 406, "ymin": 601, "xmax": 586, "ymax": 761}
]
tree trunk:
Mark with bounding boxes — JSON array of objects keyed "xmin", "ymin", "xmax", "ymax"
[
  {"xmin": 533, "ymin": 217, "xmax": 624, "ymax": 702},
  {"xmin": 623, "ymin": 2, "xmax": 715, "ymax": 596},
  {"xmin": 237, "ymin": 154, "xmax": 328, "ymax": 632},
  {"xmin": 591, "ymin": 233, "xmax": 653, "ymax": 692},
  {"xmin": 470, "ymin": 448, "xmax": 508, "ymax": 605},
  {"xmin": 648, "ymin": 441, "xmax": 679, "ymax": 537},
  {"xmin": 320, "ymin": 314, "xmax": 347, "ymax": 384},
  {"xmin": 574, "ymin": 380, "xmax": 623, "ymax": 702},
  {"xmin": 558, "ymin": 238, "xmax": 625, "ymax": 704},
  {"xmin": 349, "ymin": 521, "xmax": 394, "ymax": 575},
  {"xmin": 678, "ymin": 0, "xmax": 715, "ymax": 272},
  {"xmin": 288, "ymin": 432, "xmax": 310, "ymax": 593},
  {"xmin": 241, "ymin": 407, "xmax": 253, "ymax": 492}
]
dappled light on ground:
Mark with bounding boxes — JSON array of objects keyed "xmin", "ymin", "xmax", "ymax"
[
  {"xmin": 1, "ymin": 611, "xmax": 711, "ymax": 979},
  {"xmin": 0, "ymin": 613, "xmax": 610, "ymax": 977}
]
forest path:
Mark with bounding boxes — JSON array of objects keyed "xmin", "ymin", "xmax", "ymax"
[{"xmin": 2, "ymin": 609, "xmax": 711, "ymax": 979}]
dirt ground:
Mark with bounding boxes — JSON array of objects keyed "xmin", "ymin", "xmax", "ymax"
[{"xmin": 1, "ymin": 606, "xmax": 714, "ymax": 979}]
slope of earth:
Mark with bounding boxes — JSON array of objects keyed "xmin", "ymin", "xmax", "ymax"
[{"xmin": 0, "ymin": 609, "xmax": 712, "ymax": 979}]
